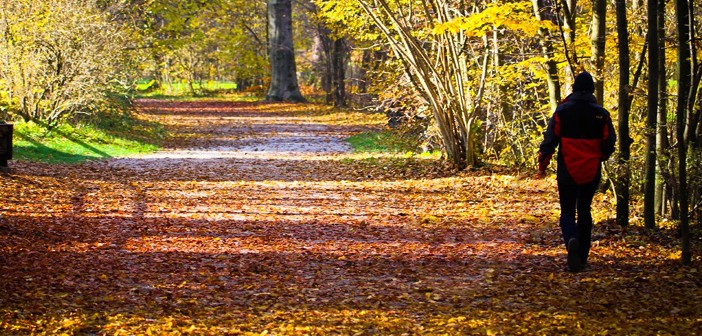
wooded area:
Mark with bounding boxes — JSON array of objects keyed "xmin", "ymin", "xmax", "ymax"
[
  {"xmin": 1, "ymin": 0, "xmax": 701, "ymax": 333},
  {"xmin": 3, "ymin": 0, "xmax": 698, "ymax": 260}
]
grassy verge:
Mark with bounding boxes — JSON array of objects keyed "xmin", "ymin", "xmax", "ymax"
[
  {"xmin": 347, "ymin": 129, "xmax": 436, "ymax": 156},
  {"xmin": 11, "ymin": 112, "xmax": 165, "ymax": 164},
  {"xmin": 134, "ymin": 80, "xmax": 266, "ymax": 101},
  {"xmin": 136, "ymin": 93, "xmax": 264, "ymax": 102},
  {"xmin": 135, "ymin": 80, "xmax": 238, "ymax": 93}
]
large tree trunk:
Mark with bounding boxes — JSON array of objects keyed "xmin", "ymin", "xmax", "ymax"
[
  {"xmin": 266, "ymin": 0, "xmax": 305, "ymax": 102},
  {"xmin": 615, "ymin": 0, "xmax": 632, "ymax": 227},
  {"xmin": 675, "ymin": 0, "xmax": 692, "ymax": 265},
  {"xmin": 590, "ymin": 0, "xmax": 606, "ymax": 104},
  {"xmin": 532, "ymin": 0, "xmax": 562, "ymax": 110},
  {"xmin": 644, "ymin": 0, "xmax": 659, "ymax": 230}
]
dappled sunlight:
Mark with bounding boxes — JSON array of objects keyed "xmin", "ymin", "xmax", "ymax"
[
  {"xmin": 121, "ymin": 235, "xmax": 526, "ymax": 258},
  {"xmin": 2, "ymin": 100, "xmax": 700, "ymax": 335}
]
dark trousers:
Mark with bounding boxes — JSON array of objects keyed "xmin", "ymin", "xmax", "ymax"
[{"xmin": 558, "ymin": 179, "xmax": 599, "ymax": 263}]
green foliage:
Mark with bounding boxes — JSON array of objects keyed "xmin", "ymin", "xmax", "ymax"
[
  {"xmin": 348, "ymin": 129, "xmax": 438, "ymax": 156},
  {"xmin": 132, "ymin": 0, "xmax": 269, "ymax": 91},
  {"xmin": 348, "ymin": 131, "xmax": 405, "ymax": 153},
  {"xmin": 0, "ymin": 0, "xmax": 139, "ymax": 127},
  {"xmin": 432, "ymin": 2, "xmax": 555, "ymax": 37},
  {"xmin": 12, "ymin": 113, "xmax": 164, "ymax": 164},
  {"xmin": 313, "ymin": 0, "xmax": 377, "ymax": 40},
  {"xmin": 135, "ymin": 80, "xmax": 239, "ymax": 97}
]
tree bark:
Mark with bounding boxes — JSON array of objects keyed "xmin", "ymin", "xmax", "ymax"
[
  {"xmin": 532, "ymin": 0, "xmax": 562, "ymax": 110},
  {"xmin": 590, "ymin": 0, "xmax": 606, "ymax": 103},
  {"xmin": 266, "ymin": 0, "xmax": 305, "ymax": 102},
  {"xmin": 683, "ymin": 2, "xmax": 700, "ymax": 147},
  {"xmin": 558, "ymin": 0, "xmax": 577, "ymax": 87},
  {"xmin": 633, "ymin": 0, "xmax": 643, "ymax": 10},
  {"xmin": 644, "ymin": 0, "xmax": 659, "ymax": 230},
  {"xmin": 316, "ymin": 25, "xmax": 348, "ymax": 107},
  {"xmin": 331, "ymin": 37, "xmax": 347, "ymax": 107},
  {"xmin": 675, "ymin": 0, "xmax": 692, "ymax": 265},
  {"xmin": 655, "ymin": 0, "xmax": 669, "ymax": 215},
  {"xmin": 559, "ymin": 0, "xmax": 577, "ymax": 60},
  {"xmin": 615, "ymin": 0, "xmax": 632, "ymax": 227}
]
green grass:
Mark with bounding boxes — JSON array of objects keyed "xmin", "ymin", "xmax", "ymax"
[
  {"xmin": 135, "ymin": 80, "xmax": 241, "ymax": 97},
  {"xmin": 135, "ymin": 93, "xmax": 264, "ymax": 102},
  {"xmin": 347, "ymin": 130, "xmax": 425, "ymax": 154},
  {"xmin": 11, "ymin": 114, "xmax": 164, "ymax": 164}
]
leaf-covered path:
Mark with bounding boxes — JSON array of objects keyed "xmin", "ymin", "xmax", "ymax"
[{"xmin": 1, "ymin": 100, "xmax": 700, "ymax": 335}]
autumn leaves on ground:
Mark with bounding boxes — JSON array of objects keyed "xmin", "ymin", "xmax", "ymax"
[{"xmin": 1, "ymin": 100, "xmax": 700, "ymax": 335}]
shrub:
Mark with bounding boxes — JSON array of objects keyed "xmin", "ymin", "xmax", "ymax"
[{"xmin": 0, "ymin": 0, "xmax": 135, "ymax": 128}]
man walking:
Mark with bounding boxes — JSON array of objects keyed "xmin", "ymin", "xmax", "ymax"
[{"xmin": 537, "ymin": 72, "xmax": 616, "ymax": 272}]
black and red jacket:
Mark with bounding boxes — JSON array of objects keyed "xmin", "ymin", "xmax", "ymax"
[{"xmin": 538, "ymin": 92, "xmax": 616, "ymax": 185}]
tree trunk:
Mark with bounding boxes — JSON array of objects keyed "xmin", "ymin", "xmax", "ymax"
[
  {"xmin": 559, "ymin": 0, "xmax": 577, "ymax": 88},
  {"xmin": 590, "ymin": 0, "xmax": 606, "ymax": 104},
  {"xmin": 331, "ymin": 37, "xmax": 347, "ymax": 107},
  {"xmin": 655, "ymin": 0, "xmax": 670, "ymax": 215},
  {"xmin": 266, "ymin": 0, "xmax": 305, "ymax": 102},
  {"xmin": 615, "ymin": 0, "xmax": 632, "ymax": 227},
  {"xmin": 644, "ymin": 0, "xmax": 659, "ymax": 230},
  {"xmin": 359, "ymin": 0, "xmax": 484, "ymax": 169},
  {"xmin": 633, "ymin": 0, "xmax": 643, "ymax": 10},
  {"xmin": 316, "ymin": 25, "xmax": 348, "ymax": 107},
  {"xmin": 675, "ymin": 0, "xmax": 692, "ymax": 265},
  {"xmin": 357, "ymin": 50, "xmax": 372, "ymax": 94},
  {"xmin": 316, "ymin": 26, "xmax": 334, "ymax": 102},
  {"xmin": 683, "ymin": 2, "xmax": 700, "ymax": 147},
  {"xmin": 532, "ymin": 0, "xmax": 562, "ymax": 110},
  {"xmin": 560, "ymin": 0, "xmax": 577, "ymax": 61}
]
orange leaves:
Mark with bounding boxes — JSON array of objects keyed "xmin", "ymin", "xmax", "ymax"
[{"xmin": 0, "ymin": 99, "xmax": 700, "ymax": 334}]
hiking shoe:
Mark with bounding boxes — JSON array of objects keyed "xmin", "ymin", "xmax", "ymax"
[
  {"xmin": 567, "ymin": 238, "xmax": 582, "ymax": 272},
  {"xmin": 580, "ymin": 262, "xmax": 591, "ymax": 272}
]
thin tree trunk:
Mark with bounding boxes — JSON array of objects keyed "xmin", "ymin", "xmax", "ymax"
[
  {"xmin": 633, "ymin": 0, "xmax": 643, "ymax": 10},
  {"xmin": 655, "ymin": 0, "xmax": 669, "ymax": 215},
  {"xmin": 359, "ymin": 0, "xmax": 481, "ymax": 169},
  {"xmin": 316, "ymin": 26, "xmax": 333, "ymax": 103},
  {"xmin": 331, "ymin": 37, "xmax": 347, "ymax": 107},
  {"xmin": 266, "ymin": 0, "xmax": 305, "ymax": 102},
  {"xmin": 675, "ymin": 0, "xmax": 692, "ymax": 265},
  {"xmin": 532, "ymin": 0, "xmax": 562, "ymax": 110},
  {"xmin": 591, "ymin": 0, "xmax": 606, "ymax": 103},
  {"xmin": 559, "ymin": 0, "xmax": 577, "ymax": 59},
  {"xmin": 357, "ymin": 50, "xmax": 372, "ymax": 94},
  {"xmin": 558, "ymin": 0, "xmax": 577, "ymax": 87},
  {"xmin": 615, "ymin": 0, "xmax": 632, "ymax": 227},
  {"xmin": 683, "ymin": 2, "xmax": 700, "ymax": 147},
  {"xmin": 644, "ymin": 0, "xmax": 659, "ymax": 230}
]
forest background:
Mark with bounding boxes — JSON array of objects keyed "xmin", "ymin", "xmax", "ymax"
[{"xmin": 1, "ymin": 0, "xmax": 701, "ymax": 263}]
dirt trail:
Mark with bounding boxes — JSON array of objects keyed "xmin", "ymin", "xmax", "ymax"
[{"xmin": 1, "ymin": 100, "xmax": 700, "ymax": 334}]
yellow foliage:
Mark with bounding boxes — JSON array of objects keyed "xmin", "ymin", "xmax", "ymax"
[{"xmin": 432, "ymin": 2, "xmax": 556, "ymax": 38}]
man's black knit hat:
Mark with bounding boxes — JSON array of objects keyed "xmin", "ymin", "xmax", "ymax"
[{"xmin": 573, "ymin": 71, "xmax": 595, "ymax": 93}]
